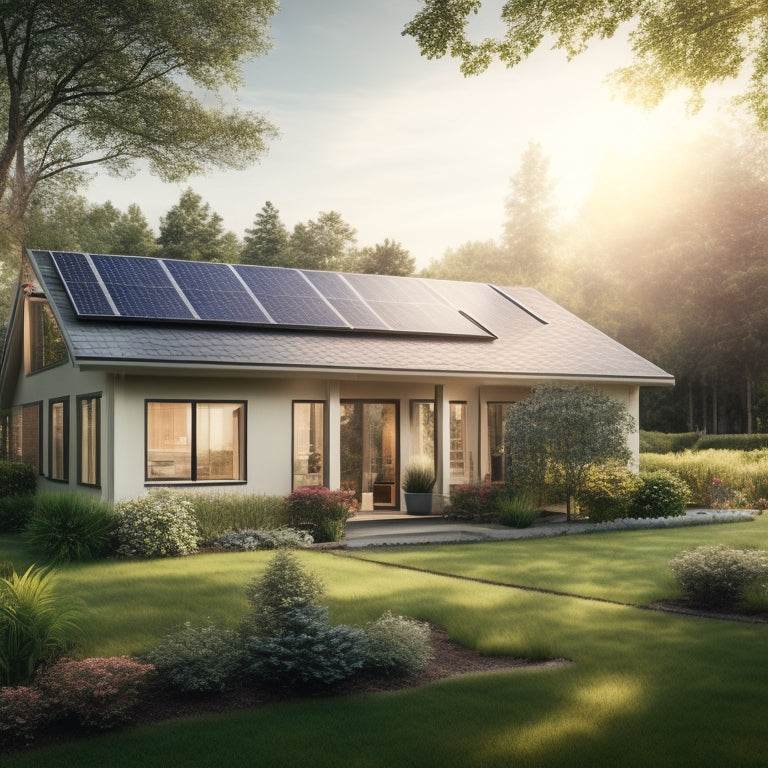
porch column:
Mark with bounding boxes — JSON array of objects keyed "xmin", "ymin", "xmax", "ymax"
[
  {"xmin": 434, "ymin": 384, "xmax": 449, "ymax": 496},
  {"xmin": 326, "ymin": 381, "xmax": 341, "ymax": 489}
]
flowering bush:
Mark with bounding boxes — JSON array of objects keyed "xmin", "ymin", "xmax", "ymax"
[
  {"xmin": 146, "ymin": 623, "xmax": 243, "ymax": 694},
  {"xmin": 35, "ymin": 656, "xmax": 155, "ymax": 730},
  {"xmin": 708, "ymin": 478, "xmax": 748, "ymax": 509},
  {"xmin": 0, "ymin": 686, "xmax": 51, "ymax": 746},
  {"xmin": 446, "ymin": 483, "xmax": 505, "ymax": 521},
  {"xmin": 364, "ymin": 611, "xmax": 433, "ymax": 676},
  {"xmin": 114, "ymin": 491, "xmax": 199, "ymax": 557},
  {"xmin": 207, "ymin": 527, "xmax": 313, "ymax": 551},
  {"xmin": 285, "ymin": 486, "xmax": 357, "ymax": 543}
]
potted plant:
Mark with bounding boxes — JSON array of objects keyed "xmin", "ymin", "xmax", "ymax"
[{"xmin": 402, "ymin": 458, "xmax": 436, "ymax": 515}]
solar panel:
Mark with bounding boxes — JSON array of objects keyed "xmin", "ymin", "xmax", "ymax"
[
  {"xmin": 49, "ymin": 252, "xmax": 116, "ymax": 317},
  {"xmin": 47, "ymin": 252, "xmax": 496, "ymax": 338}
]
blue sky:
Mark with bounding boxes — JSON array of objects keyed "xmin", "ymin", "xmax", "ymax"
[{"xmin": 85, "ymin": 1, "xmax": 737, "ymax": 267}]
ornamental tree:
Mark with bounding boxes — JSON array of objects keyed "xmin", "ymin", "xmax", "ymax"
[{"xmin": 504, "ymin": 384, "xmax": 635, "ymax": 520}]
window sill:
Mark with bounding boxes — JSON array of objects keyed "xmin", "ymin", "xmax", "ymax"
[{"xmin": 144, "ymin": 480, "xmax": 247, "ymax": 488}]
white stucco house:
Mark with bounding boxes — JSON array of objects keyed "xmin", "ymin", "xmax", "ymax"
[{"xmin": 0, "ymin": 250, "xmax": 673, "ymax": 508}]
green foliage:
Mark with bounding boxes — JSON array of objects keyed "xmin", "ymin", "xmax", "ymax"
[
  {"xmin": 241, "ymin": 201, "xmax": 289, "ymax": 266},
  {"xmin": 640, "ymin": 431, "xmax": 700, "ymax": 454},
  {"xmin": 577, "ymin": 464, "xmax": 642, "ymax": 522},
  {"xmin": 0, "ymin": 495, "xmax": 36, "ymax": 534},
  {"xmin": 0, "ymin": 685, "xmax": 51, "ymax": 747},
  {"xmin": 285, "ymin": 210, "xmax": 357, "ymax": 271},
  {"xmin": 364, "ymin": 611, "xmax": 434, "ymax": 676},
  {"xmin": 207, "ymin": 528, "xmax": 313, "ymax": 551},
  {"xmin": 447, "ymin": 483, "xmax": 505, "ymax": 521},
  {"xmin": 145, "ymin": 623, "xmax": 243, "ymax": 695},
  {"xmin": 402, "ymin": 458, "xmax": 437, "ymax": 494},
  {"xmin": 284, "ymin": 486, "xmax": 357, "ymax": 543},
  {"xmin": 0, "ymin": 565, "xmax": 82, "ymax": 685},
  {"xmin": 631, "ymin": 470, "xmax": 688, "ymax": 519},
  {"xmin": 497, "ymin": 489, "xmax": 539, "ymax": 528},
  {"xmin": 179, "ymin": 491, "xmax": 288, "ymax": 541},
  {"xmin": 25, "ymin": 493, "xmax": 117, "ymax": 563},
  {"xmin": 114, "ymin": 491, "xmax": 199, "ymax": 558},
  {"xmin": 669, "ymin": 545, "xmax": 768, "ymax": 609},
  {"xmin": 505, "ymin": 384, "xmax": 635, "ymax": 520},
  {"xmin": 0, "ymin": 461, "xmax": 38, "ymax": 497},
  {"xmin": 695, "ymin": 434, "xmax": 768, "ymax": 452},
  {"xmin": 35, "ymin": 656, "xmax": 154, "ymax": 730},
  {"xmin": 352, "ymin": 239, "xmax": 416, "ymax": 276}
]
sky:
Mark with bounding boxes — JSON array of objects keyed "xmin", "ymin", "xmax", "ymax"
[{"xmin": 84, "ymin": 1, "xmax": 741, "ymax": 268}]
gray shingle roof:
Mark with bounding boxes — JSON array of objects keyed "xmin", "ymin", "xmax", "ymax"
[{"xmin": 29, "ymin": 250, "xmax": 673, "ymax": 383}]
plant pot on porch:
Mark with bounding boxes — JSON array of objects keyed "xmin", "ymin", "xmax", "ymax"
[{"xmin": 403, "ymin": 492, "xmax": 434, "ymax": 515}]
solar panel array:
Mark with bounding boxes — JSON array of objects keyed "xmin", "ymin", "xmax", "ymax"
[{"xmin": 45, "ymin": 251, "xmax": 496, "ymax": 339}]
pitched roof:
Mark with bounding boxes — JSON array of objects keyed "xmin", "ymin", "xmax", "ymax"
[{"xmin": 24, "ymin": 250, "xmax": 673, "ymax": 384}]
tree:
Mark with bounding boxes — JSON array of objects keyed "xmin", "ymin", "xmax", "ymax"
[
  {"xmin": 504, "ymin": 384, "xmax": 635, "ymax": 521},
  {"xmin": 403, "ymin": 1, "xmax": 768, "ymax": 126},
  {"xmin": 0, "ymin": 0, "xmax": 277, "ymax": 249},
  {"xmin": 502, "ymin": 141, "xmax": 557, "ymax": 285},
  {"xmin": 110, "ymin": 205, "xmax": 159, "ymax": 257},
  {"xmin": 352, "ymin": 238, "xmax": 415, "ymax": 276},
  {"xmin": 422, "ymin": 239, "xmax": 510, "ymax": 283},
  {"xmin": 157, "ymin": 188, "xmax": 240, "ymax": 263},
  {"xmin": 241, "ymin": 201, "xmax": 289, "ymax": 266},
  {"xmin": 286, "ymin": 211, "xmax": 357, "ymax": 271}
]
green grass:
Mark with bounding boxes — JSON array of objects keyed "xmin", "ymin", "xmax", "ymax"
[{"xmin": 1, "ymin": 521, "xmax": 768, "ymax": 767}]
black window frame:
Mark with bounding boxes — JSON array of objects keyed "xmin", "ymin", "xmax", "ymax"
[
  {"xmin": 77, "ymin": 393, "xmax": 101, "ymax": 488},
  {"xmin": 48, "ymin": 396, "xmax": 70, "ymax": 483}
]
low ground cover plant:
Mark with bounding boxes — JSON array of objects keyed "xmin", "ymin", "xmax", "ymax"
[
  {"xmin": 668, "ymin": 544, "xmax": 768, "ymax": 609},
  {"xmin": 284, "ymin": 486, "xmax": 357, "ymax": 543},
  {"xmin": 25, "ymin": 493, "xmax": 117, "ymax": 563},
  {"xmin": 205, "ymin": 528, "xmax": 313, "ymax": 551},
  {"xmin": 114, "ymin": 491, "xmax": 199, "ymax": 558}
]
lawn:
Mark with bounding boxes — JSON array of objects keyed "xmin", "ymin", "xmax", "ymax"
[{"xmin": 2, "ymin": 519, "xmax": 768, "ymax": 767}]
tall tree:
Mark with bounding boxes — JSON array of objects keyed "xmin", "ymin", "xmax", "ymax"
[
  {"xmin": 502, "ymin": 141, "xmax": 557, "ymax": 285},
  {"xmin": 403, "ymin": 2, "xmax": 768, "ymax": 125},
  {"xmin": 422, "ymin": 239, "xmax": 509, "ymax": 283},
  {"xmin": 157, "ymin": 189, "xmax": 240, "ymax": 263},
  {"xmin": 241, "ymin": 201, "xmax": 289, "ymax": 266},
  {"xmin": 286, "ymin": 211, "xmax": 357, "ymax": 271},
  {"xmin": 352, "ymin": 239, "xmax": 415, "ymax": 276},
  {"xmin": 0, "ymin": 0, "xmax": 277, "ymax": 249}
]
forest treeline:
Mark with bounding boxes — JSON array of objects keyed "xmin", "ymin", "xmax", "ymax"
[{"xmin": 15, "ymin": 125, "xmax": 768, "ymax": 436}]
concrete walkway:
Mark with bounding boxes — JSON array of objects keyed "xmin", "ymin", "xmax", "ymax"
[{"xmin": 343, "ymin": 508, "xmax": 757, "ymax": 548}]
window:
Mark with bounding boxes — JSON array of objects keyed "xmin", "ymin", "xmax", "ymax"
[
  {"xmin": 27, "ymin": 300, "xmax": 67, "ymax": 373},
  {"xmin": 449, "ymin": 402, "xmax": 470, "ymax": 485},
  {"xmin": 78, "ymin": 395, "xmax": 101, "ymax": 486},
  {"xmin": 48, "ymin": 397, "xmax": 69, "ymax": 482},
  {"xmin": 3, "ymin": 402, "xmax": 42, "ymax": 472},
  {"xmin": 146, "ymin": 400, "xmax": 245, "ymax": 482},
  {"xmin": 410, "ymin": 400, "xmax": 435, "ymax": 465},
  {"xmin": 488, "ymin": 402, "xmax": 514, "ymax": 482},
  {"xmin": 292, "ymin": 401, "xmax": 324, "ymax": 490}
]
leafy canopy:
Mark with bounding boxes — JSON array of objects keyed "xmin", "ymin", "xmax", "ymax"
[
  {"xmin": 504, "ymin": 384, "xmax": 635, "ymax": 520},
  {"xmin": 403, "ymin": 1, "xmax": 768, "ymax": 125}
]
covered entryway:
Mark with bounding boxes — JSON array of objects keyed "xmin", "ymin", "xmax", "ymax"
[{"xmin": 340, "ymin": 401, "xmax": 399, "ymax": 509}]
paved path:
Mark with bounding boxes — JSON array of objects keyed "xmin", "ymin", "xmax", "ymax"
[{"xmin": 343, "ymin": 509, "xmax": 757, "ymax": 548}]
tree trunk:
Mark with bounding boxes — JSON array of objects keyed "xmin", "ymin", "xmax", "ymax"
[
  {"xmin": 712, "ymin": 381, "xmax": 718, "ymax": 435},
  {"xmin": 701, "ymin": 383, "xmax": 707, "ymax": 434},
  {"xmin": 746, "ymin": 373, "xmax": 754, "ymax": 434},
  {"xmin": 687, "ymin": 380, "xmax": 694, "ymax": 432}
]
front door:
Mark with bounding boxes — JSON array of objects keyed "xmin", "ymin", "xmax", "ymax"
[{"xmin": 340, "ymin": 401, "xmax": 398, "ymax": 508}]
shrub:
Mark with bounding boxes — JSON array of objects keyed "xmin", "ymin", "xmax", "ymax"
[
  {"xmin": 207, "ymin": 528, "xmax": 313, "ymax": 551},
  {"xmin": 114, "ymin": 490, "xmax": 199, "ymax": 557},
  {"xmin": 0, "ymin": 460, "xmax": 37, "ymax": 497},
  {"xmin": 0, "ymin": 565, "xmax": 83, "ymax": 686},
  {"xmin": 25, "ymin": 492, "xmax": 118, "ymax": 563},
  {"xmin": 179, "ymin": 492, "xmax": 288, "ymax": 541},
  {"xmin": 0, "ymin": 685, "xmax": 51, "ymax": 746},
  {"xmin": 36, "ymin": 656, "xmax": 155, "ymax": 730},
  {"xmin": 669, "ymin": 545, "xmax": 768, "ymax": 609},
  {"xmin": 577, "ymin": 465, "xmax": 642, "ymax": 523},
  {"xmin": 639, "ymin": 431, "xmax": 699, "ymax": 454},
  {"xmin": 243, "ymin": 603, "xmax": 367, "ymax": 688},
  {"xmin": 497, "ymin": 489, "xmax": 539, "ymax": 528},
  {"xmin": 402, "ymin": 458, "xmax": 436, "ymax": 493},
  {"xmin": 447, "ymin": 483, "xmax": 504, "ymax": 521},
  {"xmin": 630, "ymin": 470, "xmax": 688, "ymax": 518},
  {"xmin": 0, "ymin": 494, "xmax": 36, "ymax": 533},
  {"xmin": 145, "ymin": 622, "xmax": 243, "ymax": 695},
  {"xmin": 695, "ymin": 434, "xmax": 768, "ymax": 451},
  {"xmin": 708, "ymin": 478, "xmax": 748, "ymax": 509},
  {"xmin": 242, "ymin": 550, "xmax": 325, "ymax": 639},
  {"xmin": 364, "ymin": 611, "xmax": 433, "ymax": 676},
  {"xmin": 284, "ymin": 486, "xmax": 357, "ymax": 543}
]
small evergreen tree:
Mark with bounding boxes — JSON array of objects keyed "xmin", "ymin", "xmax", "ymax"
[{"xmin": 241, "ymin": 201, "xmax": 289, "ymax": 266}]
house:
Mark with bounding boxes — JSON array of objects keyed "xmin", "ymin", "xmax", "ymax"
[{"xmin": 0, "ymin": 250, "xmax": 673, "ymax": 508}]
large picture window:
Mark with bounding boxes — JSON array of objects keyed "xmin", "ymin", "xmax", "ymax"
[
  {"xmin": 146, "ymin": 400, "xmax": 246, "ymax": 482},
  {"xmin": 48, "ymin": 397, "xmax": 69, "ymax": 482},
  {"xmin": 292, "ymin": 401, "xmax": 324, "ymax": 490},
  {"xmin": 78, "ymin": 395, "xmax": 101, "ymax": 486}
]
